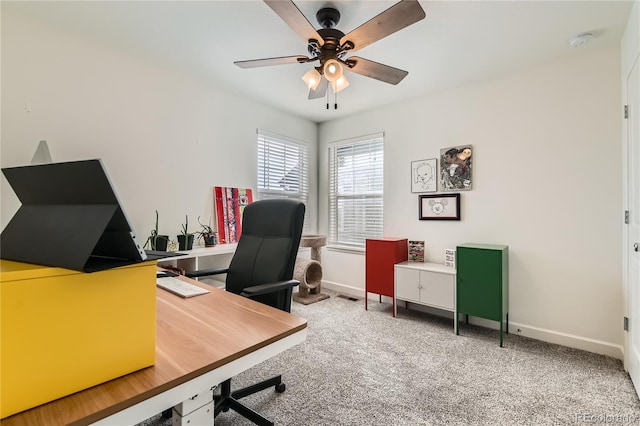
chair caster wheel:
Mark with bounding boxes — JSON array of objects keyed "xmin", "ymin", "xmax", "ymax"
[{"xmin": 275, "ymin": 383, "xmax": 286, "ymax": 393}]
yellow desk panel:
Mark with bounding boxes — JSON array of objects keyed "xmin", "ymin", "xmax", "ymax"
[{"xmin": 0, "ymin": 259, "xmax": 157, "ymax": 418}]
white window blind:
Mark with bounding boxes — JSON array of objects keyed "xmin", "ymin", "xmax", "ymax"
[
  {"xmin": 328, "ymin": 133, "xmax": 384, "ymax": 249},
  {"xmin": 257, "ymin": 130, "xmax": 309, "ymax": 231}
]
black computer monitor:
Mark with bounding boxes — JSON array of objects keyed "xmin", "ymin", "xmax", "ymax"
[{"xmin": 1, "ymin": 159, "xmax": 147, "ymax": 272}]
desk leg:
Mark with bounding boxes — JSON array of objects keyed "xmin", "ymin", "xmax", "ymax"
[
  {"xmin": 172, "ymin": 402, "xmax": 214, "ymax": 426},
  {"xmin": 365, "ymin": 292, "xmax": 368, "ymax": 311},
  {"xmin": 172, "ymin": 390, "xmax": 214, "ymax": 426}
]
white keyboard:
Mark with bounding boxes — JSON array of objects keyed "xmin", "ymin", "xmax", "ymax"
[{"xmin": 157, "ymin": 276, "xmax": 210, "ymax": 298}]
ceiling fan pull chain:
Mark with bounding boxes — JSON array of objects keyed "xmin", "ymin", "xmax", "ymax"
[
  {"xmin": 335, "ymin": 89, "xmax": 338, "ymax": 110},
  {"xmin": 326, "ymin": 87, "xmax": 330, "ymax": 110}
]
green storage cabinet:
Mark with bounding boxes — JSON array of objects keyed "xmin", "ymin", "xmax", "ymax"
[{"xmin": 456, "ymin": 243, "xmax": 509, "ymax": 347}]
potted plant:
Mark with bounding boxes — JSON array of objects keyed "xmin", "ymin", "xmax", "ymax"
[
  {"xmin": 196, "ymin": 216, "xmax": 217, "ymax": 247},
  {"xmin": 144, "ymin": 210, "xmax": 169, "ymax": 251},
  {"xmin": 177, "ymin": 215, "xmax": 195, "ymax": 250}
]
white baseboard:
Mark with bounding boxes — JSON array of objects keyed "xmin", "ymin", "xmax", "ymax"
[
  {"xmin": 506, "ymin": 321, "xmax": 623, "ymax": 360},
  {"xmin": 322, "ymin": 280, "xmax": 364, "ymax": 298},
  {"xmin": 456, "ymin": 318, "xmax": 623, "ymax": 360},
  {"xmin": 321, "ymin": 280, "xmax": 624, "ymax": 360}
]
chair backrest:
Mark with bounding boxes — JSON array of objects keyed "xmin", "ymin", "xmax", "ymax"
[{"xmin": 226, "ymin": 199, "xmax": 305, "ymax": 311}]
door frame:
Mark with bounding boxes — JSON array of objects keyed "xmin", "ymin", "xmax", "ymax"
[
  {"xmin": 624, "ymin": 53, "xmax": 639, "ymax": 394},
  {"xmin": 622, "ymin": 1, "xmax": 639, "ymax": 394}
]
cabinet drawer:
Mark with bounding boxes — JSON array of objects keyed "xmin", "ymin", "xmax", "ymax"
[{"xmin": 420, "ymin": 271, "xmax": 454, "ymax": 310}]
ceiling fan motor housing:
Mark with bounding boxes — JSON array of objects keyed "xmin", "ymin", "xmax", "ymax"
[
  {"xmin": 306, "ymin": 25, "xmax": 348, "ymax": 70},
  {"xmin": 310, "ymin": 28, "xmax": 348, "ymax": 75},
  {"xmin": 316, "ymin": 7, "xmax": 340, "ymax": 29}
]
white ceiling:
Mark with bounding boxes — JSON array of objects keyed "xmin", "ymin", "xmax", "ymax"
[{"xmin": 3, "ymin": 1, "xmax": 634, "ymax": 123}]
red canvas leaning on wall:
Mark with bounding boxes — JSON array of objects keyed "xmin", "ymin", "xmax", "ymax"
[{"xmin": 214, "ymin": 187, "xmax": 253, "ymax": 244}]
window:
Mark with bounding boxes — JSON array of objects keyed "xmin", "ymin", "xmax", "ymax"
[
  {"xmin": 257, "ymin": 130, "xmax": 309, "ymax": 231},
  {"xmin": 328, "ymin": 133, "xmax": 384, "ymax": 249}
]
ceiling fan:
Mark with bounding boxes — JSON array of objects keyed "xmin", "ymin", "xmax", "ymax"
[{"xmin": 234, "ymin": 0, "xmax": 426, "ymax": 104}]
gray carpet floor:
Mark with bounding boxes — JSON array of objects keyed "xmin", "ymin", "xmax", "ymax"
[{"xmin": 140, "ymin": 290, "xmax": 640, "ymax": 425}]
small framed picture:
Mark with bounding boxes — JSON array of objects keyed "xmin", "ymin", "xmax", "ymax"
[
  {"xmin": 440, "ymin": 145, "xmax": 472, "ymax": 192},
  {"xmin": 408, "ymin": 240, "xmax": 425, "ymax": 262},
  {"xmin": 411, "ymin": 159, "xmax": 437, "ymax": 193},
  {"xmin": 419, "ymin": 193, "xmax": 461, "ymax": 220}
]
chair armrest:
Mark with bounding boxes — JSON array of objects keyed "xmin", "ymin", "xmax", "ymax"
[
  {"xmin": 185, "ymin": 267, "xmax": 229, "ymax": 278},
  {"xmin": 241, "ymin": 280, "xmax": 300, "ymax": 297}
]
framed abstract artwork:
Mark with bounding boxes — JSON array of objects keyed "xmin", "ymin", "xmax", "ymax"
[
  {"xmin": 411, "ymin": 158, "xmax": 437, "ymax": 193},
  {"xmin": 440, "ymin": 145, "xmax": 472, "ymax": 191},
  {"xmin": 214, "ymin": 187, "xmax": 253, "ymax": 244},
  {"xmin": 419, "ymin": 193, "xmax": 461, "ymax": 220}
]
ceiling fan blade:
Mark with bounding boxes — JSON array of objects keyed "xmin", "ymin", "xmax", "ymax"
[
  {"xmin": 341, "ymin": 0, "xmax": 426, "ymax": 53},
  {"xmin": 308, "ymin": 77, "xmax": 328, "ymax": 99},
  {"xmin": 264, "ymin": 0, "xmax": 324, "ymax": 45},
  {"xmin": 234, "ymin": 56, "xmax": 308, "ymax": 69},
  {"xmin": 346, "ymin": 57, "xmax": 408, "ymax": 85}
]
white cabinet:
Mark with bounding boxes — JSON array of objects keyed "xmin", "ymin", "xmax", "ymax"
[{"xmin": 394, "ymin": 262, "xmax": 457, "ymax": 330}]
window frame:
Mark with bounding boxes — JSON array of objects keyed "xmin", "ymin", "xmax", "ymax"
[
  {"xmin": 256, "ymin": 129, "xmax": 310, "ymax": 232},
  {"xmin": 328, "ymin": 132, "xmax": 384, "ymax": 251}
]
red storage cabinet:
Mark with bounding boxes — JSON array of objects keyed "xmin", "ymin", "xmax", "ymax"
[{"xmin": 365, "ymin": 238, "xmax": 408, "ymax": 317}]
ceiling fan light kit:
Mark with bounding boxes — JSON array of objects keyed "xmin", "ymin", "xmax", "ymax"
[
  {"xmin": 332, "ymin": 75, "xmax": 350, "ymax": 93},
  {"xmin": 323, "ymin": 59, "xmax": 344, "ymax": 82},
  {"xmin": 302, "ymin": 68, "xmax": 322, "ymax": 90},
  {"xmin": 235, "ymin": 0, "xmax": 426, "ymax": 109}
]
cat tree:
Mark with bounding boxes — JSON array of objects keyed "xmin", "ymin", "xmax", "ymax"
[{"xmin": 293, "ymin": 235, "xmax": 329, "ymax": 305}]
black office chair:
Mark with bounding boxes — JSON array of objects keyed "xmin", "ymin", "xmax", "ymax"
[{"xmin": 186, "ymin": 199, "xmax": 305, "ymax": 426}]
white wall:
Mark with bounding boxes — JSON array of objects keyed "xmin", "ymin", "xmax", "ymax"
[
  {"xmin": 318, "ymin": 47, "xmax": 623, "ymax": 358},
  {"xmin": 0, "ymin": 5, "xmax": 627, "ymax": 360},
  {"xmin": 0, "ymin": 10, "xmax": 318, "ymax": 240}
]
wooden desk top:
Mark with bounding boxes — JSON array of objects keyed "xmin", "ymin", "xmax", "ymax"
[{"xmin": 3, "ymin": 275, "xmax": 307, "ymax": 426}]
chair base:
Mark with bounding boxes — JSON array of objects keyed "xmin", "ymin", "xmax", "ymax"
[{"xmin": 214, "ymin": 375, "xmax": 285, "ymax": 426}]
